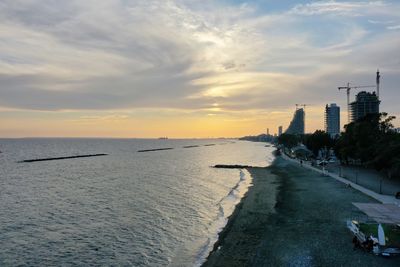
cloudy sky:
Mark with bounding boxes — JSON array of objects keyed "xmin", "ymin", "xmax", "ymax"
[{"xmin": 0, "ymin": 0, "xmax": 399, "ymax": 138}]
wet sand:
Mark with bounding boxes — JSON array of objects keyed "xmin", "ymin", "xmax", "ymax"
[{"xmin": 203, "ymin": 157, "xmax": 400, "ymax": 267}]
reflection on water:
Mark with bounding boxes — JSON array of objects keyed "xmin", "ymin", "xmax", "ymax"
[{"xmin": 0, "ymin": 139, "xmax": 274, "ymax": 266}]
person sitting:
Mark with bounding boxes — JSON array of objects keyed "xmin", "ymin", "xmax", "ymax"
[
  {"xmin": 366, "ymin": 238, "xmax": 374, "ymax": 252},
  {"xmin": 352, "ymin": 236, "xmax": 361, "ymax": 250}
]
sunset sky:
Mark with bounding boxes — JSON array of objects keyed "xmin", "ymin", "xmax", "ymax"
[{"xmin": 0, "ymin": 0, "xmax": 399, "ymax": 138}]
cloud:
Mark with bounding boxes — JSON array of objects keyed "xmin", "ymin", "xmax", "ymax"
[
  {"xmin": 368, "ymin": 19, "xmax": 394, "ymax": 24},
  {"xmin": 69, "ymin": 114, "xmax": 130, "ymax": 124},
  {"xmin": 0, "ymin": 0, "xmax": 399, "ymax": 133},
  {"xmin": 289, "ymin": 1, "xmax": 387, "ymax": 16},
  {"xmin": 0, "ymin": 0, "xmax": 268, "ymax": 111},
  {"xmin": 387, "ymin": 25, "xmax": 400, "ymax": 30}
]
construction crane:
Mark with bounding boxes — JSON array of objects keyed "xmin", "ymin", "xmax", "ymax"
[
  {"xmin": 295, "ymin": 104, "xmax": 309, "ymax": 110},
  {"xmin": 376, "ymin": 69, "xmax": 381, "ymax": 100},
  {"xmin": 338, "ymin": 83, "xmax": 375, "ymax": 123}
]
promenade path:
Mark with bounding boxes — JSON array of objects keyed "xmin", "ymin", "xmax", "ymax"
[
  {"xmin": 281, "ymin": 153, "xmax": 400, "ymax": 206},
  {"xmin": 325, "ymin": 163, "xmax": 400, "ymax": 196}
]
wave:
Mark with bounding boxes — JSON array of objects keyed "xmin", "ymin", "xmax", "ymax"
[
  {"xmin": 240, "ymin": 169, "xmax": 246, "ymax": 181},
  {"xmin": 193, "ymin": 169, "xmax": 252, "ymax": 267}
]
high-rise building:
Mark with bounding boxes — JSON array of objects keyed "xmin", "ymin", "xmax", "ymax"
[
  {"xmin": 325, "ymin": 103, "xmax": 340, "ymax": 137},
  {"xmin": 285, "ymin": 108, "xmax": 305, "ymax": 135},
  {"xmin": 278, "ymin": 126, "xmax": 283, "ymax": 136},
  {"xmin": 349, "ymin": 91, "xmax": 380, "ymax": 122}
]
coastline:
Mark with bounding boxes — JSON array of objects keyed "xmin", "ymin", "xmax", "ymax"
[
  {"xmin": 202, "ymin": 166, "xmax": 280, "ymax": 266},
  {"xmin": 202, "ymin": 156, "xmax": 400, "ymax": 266}
]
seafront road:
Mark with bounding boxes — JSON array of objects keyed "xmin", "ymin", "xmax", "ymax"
[{"xmin": 281, "ymin": 153, "xmax": 400, "ymax": 206}]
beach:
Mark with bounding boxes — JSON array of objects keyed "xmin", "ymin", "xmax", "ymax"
[{"xmin": 203, "ymin": 156, "xmax": 400, "ymax": 266}]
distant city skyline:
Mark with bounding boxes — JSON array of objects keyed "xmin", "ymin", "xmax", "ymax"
[{"xmin": 0, "ymin": 1, "xmax": 399, "ymax": 137}]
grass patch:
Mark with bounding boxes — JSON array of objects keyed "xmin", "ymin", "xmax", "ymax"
[{"xmin": 359, "ymin": 223, "xmax": 400, "ymax": 246}]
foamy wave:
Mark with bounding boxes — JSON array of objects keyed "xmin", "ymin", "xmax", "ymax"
[
  {"xmin": 193, "ymin": 238, "xmax": 212, "ymax": 267},
  {"xmin": 193, "ymin": 169, "xmax": 252, "ymax": 267},
  {"xmin": 240, "ymin": 169, "xmax": 246, "ymax": 181},
  {"xmin": 218, "ymin": 205, "xmax": 225, "ymax": 218}
]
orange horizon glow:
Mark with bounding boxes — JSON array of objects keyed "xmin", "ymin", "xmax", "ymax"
[{"xmin": 1, "ymin": 105, "xmax": 387, "ymax": 138}]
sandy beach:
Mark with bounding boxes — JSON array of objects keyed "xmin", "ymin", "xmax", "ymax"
[{"xmin": 203, "ymin": 157, "xmax": 400, "ymax": 266}]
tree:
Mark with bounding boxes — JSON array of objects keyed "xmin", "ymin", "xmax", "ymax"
[
  {"xmin": 303, "ymin": 130, "xmax": 334, "ymax": 157},
  {"xmin": 335, "ymin": 112, "xmax": 400, "ymax": 179},
  {"xmin": 277, "ymin": 134, "xmax": 299, "ymax": 148}
]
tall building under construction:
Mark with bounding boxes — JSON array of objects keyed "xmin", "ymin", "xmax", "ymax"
[
  {"xmin": 349, "ymin": 91, "xmax": 380, "ymax": 122},
  {"xmin": 285, "ymin": 108, "xmax": 305, "ymax": 135}
]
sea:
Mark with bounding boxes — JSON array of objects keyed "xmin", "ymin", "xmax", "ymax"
[{"xmin": 0, "ymin": 138, "xmax": 275, "ymax": 266}]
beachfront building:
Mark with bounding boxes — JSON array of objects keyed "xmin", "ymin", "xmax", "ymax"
[
  {"xmin": 285, "ymin": 108, "xmax": 305, "ymax": 135},
  {"xmin": 325, "ymin": 103, "xmax": 340, "ymax": 138},
  {"xmin": 349, "ymin": 91, "xmax": 380, "ymax": 122}
]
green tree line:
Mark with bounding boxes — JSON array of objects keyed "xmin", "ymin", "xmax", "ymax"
[
  {"xmin": 335, "ymin": 113, "xmax": 400, "ymax": 178},
  {"xmin": 277, "ymin": 112, "xmax": 400, "ymax": 179}
]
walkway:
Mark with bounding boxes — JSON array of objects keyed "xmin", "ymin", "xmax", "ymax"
[
  {"xmin": 325, "ymin": 163, "xmax": 400, "ymax": 196},
  {"xmin": 281, "ymin": 153, "xmax": 400, "ymax": 206}
]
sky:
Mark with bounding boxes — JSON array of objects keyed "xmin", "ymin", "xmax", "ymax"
[{"xmin": 0, "ymin": 0, "xmax": 399, "ymax": 138}]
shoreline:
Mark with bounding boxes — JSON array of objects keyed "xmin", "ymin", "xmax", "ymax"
[
  {"xmin": 202, "ymin": 164, "xmax": 280, "ymax": 266},
  {"xmin": 204, "ymin": 166, "xmax": 276, "ymax": 262},
  {"xmin": 202, "ymin": 156, "xmax": 400, "ymax": 266}
]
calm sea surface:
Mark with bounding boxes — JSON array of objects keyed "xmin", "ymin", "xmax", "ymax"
[{"xmin": 0, "ymin": 139, "xmax": 274, "ymax": 266}]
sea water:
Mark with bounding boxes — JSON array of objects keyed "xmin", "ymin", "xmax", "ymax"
[{"xmin": 0, "ymin": 139, "xmax": 274, "ymax": 266}]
